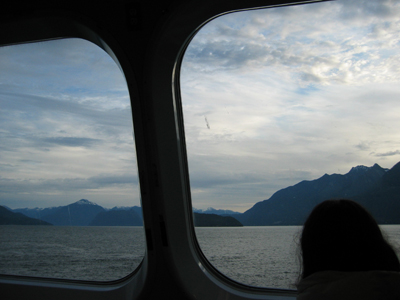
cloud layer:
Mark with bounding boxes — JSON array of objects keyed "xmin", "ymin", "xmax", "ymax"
[{"xmin": 0, "ymin": 39, "xmax": 139, "ymax": 209}]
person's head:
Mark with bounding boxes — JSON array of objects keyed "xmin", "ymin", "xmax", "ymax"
[{"xmin": 299, "ymin": 199, "xmax": 400, "ymax": 279}]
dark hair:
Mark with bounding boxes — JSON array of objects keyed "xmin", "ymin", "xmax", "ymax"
[{"xmin": 299, "ymin": 199, "xmax": 400, "ymax": 279}]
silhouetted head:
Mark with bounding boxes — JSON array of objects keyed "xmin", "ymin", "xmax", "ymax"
[{"xmin": 300, "ymin": 199, "xmax": 400, "ymax": 279}]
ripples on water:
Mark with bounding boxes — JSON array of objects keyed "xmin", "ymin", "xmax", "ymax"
[
  {"xmin": 1, "ymin": 225, "xmax": 399, "ymax": 289},
  {"xmin": 196, "ymin": 226, "xmax": 302, "ymax": 289},
  {"xmin": 0, "ymin": 226, "xmax": 145, "ymax": 281}
]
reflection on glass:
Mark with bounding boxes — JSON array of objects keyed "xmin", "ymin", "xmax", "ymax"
[
  {"xmin": 0, "ymin": 38, "xmax": 144, "ymax": 281},
  {"xmin": 181, "ymin": 0, "xmax": 400, "ymax": 288}
]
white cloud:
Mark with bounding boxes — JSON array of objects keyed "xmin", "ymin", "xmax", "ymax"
[{"xmin": 0, "ymin": 39, "xmax": 139, "ymax": 209}]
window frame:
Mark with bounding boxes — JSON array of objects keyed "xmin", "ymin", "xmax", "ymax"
[
  {"xmin": 0, "ymin": 14, "xmax": 149, "ymax": 300},
  {"xmin": 147, "ymin": 0, "xmax": 314, "ymax": 298}
]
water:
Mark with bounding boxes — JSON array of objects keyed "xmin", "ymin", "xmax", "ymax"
[
  {"xmin": 0, "ymin": 226, "xmax": 145, "ymax": 281},
  {"xmin": 1, "ymin": 225, "xmax": 399, "ymax": 289},
  {"xmin": 196, "ymin": 226, "xmax": 302, "ymax": 289}
]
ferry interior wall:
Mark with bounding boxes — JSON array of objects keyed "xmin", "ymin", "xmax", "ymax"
[{"xmin": 1, "ymin": 0, "xmax": 346, "ymax": 299}]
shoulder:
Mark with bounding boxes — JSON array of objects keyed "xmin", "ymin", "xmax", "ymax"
[{"xmin": 297, "ymin": 270, "xmax": 400, "ymax": 300}]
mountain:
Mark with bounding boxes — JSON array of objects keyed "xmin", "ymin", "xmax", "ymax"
[
  {"xmin": 236, "ymin": 163, "xmax": 391, "ymax": 226},
  {"xmin": 0, "ymin": 206, "xmax": 52, "ymax": 225},
  {"xmin": 193, "ymin": 213, "xmax": 243, "ymax": 227},
  {"xmin": 1, "ymin": 205, "xmax": 13, "ymax": 211},
  {"xmin": 89, "ymin": 208, "xmax": 143, "ymax": 226},
  {"xmin": 40, "ymin": 199, "xmax": 105, "ymax": 226},
  {"xmin": 352, "ymin": 161, "xmax": 400, "ymax": 224},
  {"xmin": 193, "ymin": 207, "xmax": 241, "ymax": 215},
  {"xmin": 13, "ymin": 206, "xmax": 63, "ymax": 220},
  {"xmin": 110, "ymin": 206, "xmax": 143, "ymax": 219}
]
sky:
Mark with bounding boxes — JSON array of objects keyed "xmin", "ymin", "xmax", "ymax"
[
  {"xmin": 180, "ymin": 0, "xmax": 400, "ymax": 212},
  {"xmin": 0, "ymin": 39, "xmax": 139, "ymax": 209},
  {"xmin": 1, "ymin": 0, "xmax": 400, "ymax": 211}
]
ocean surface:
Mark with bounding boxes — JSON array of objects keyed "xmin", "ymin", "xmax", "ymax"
[
  {"xmin": 1, "ymin": 225, "xmax": 400, "ymax": 289},
  {"xmin": 0, "ymin": 226, "xmax": 145, "ymax": 281}
]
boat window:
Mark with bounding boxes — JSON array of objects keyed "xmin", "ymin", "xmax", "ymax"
[
  {"xmin": 0, "ymin": 38, "xmax": 144, "ymax": 281},
  {"xmin": 180, "ymin": 0, "xmax": 400, "ymax": 289}
]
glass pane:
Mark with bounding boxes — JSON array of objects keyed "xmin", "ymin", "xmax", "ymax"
[
  {"xmin": 181, "ymin": 0, "xmax": 400, "ymax": 289},
  {"xmin": 0, "ymin": 38, "xmax": 144, "ymax": 281}
]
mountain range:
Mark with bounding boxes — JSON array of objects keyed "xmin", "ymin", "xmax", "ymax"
[
  {"xmin": 234, "ymin": 162, "xmax": 400, "ymax": 225},
  {"xmin": 2, "ymin": 200, "xmax": 244, "ymax": 226},
  {"xmin": 0, "ymin": 206, "xmax": 52, "ymax": 225},
  {"xmin": 193, "ymin": 213, "xmax": 243, "ymax": 227},
  {"xmin": 5, "ymin": 200, "xmax": 240, "ymax": 226},
  {"xmin": 192, "ymin": 207, "xmax": 241, "ymax": 215},
  {"xmin": 8, "ymin": 199, "xmax": 143, "ymax": 226},
  {"xmin": 89, "ymin": 208, "xmax": 143, "ymax": 226},
  {"xmin": 2, "ymin": 161, "xmax": 400, "ymax": 226}
]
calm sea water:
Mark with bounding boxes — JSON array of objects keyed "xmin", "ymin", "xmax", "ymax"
[
  {"xmin": 1, "ymin": 225, "xmax": 399, "ymax": 289},
  {"xmin": 196, "ymin": 226, "xmax": 302, "ymax": 289},
  {"xmin": 0, "ymin": 226, "xmax": 145, "ymax": 281}
]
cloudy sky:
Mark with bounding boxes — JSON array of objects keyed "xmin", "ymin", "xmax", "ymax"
[
  {"xmin": 181, "ymin": 0, "xmax": 400, "ymax": 212},
  {"xmin": 0, "ymin": 39, "xmax": 139, "ymax": 209},
  {"xmin": 1, "ymin": 0, "xmax": 400, "ymax": 212}
]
